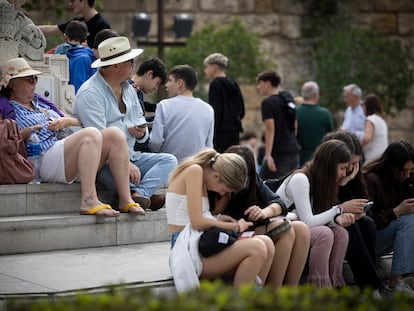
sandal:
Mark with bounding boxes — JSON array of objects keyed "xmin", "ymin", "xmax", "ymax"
[
  {"xmin": 80, "ymin": 204, "xmax": 119, "ymax": 217},
  {"xmin": 120, "ymin": 202, "xmax": 145, "ymax": 215}
]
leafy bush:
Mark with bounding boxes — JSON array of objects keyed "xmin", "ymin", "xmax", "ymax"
[
  {"xmin": 6, "ymin": 281, "xmax": 414, "ymax": 311},
  {"xmin": 314, "ymin": 20, "xmax": 413, "ymax": 114},
  {"xmin": 164, "ymin": 18, "xmax": 269, "ymax": 87}
]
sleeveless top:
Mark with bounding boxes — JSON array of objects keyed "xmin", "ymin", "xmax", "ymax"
[
  {"xmin": 363, "ymin": 114, "xmax": 388, "ymax": 164},
  {"xmin": 166, "ymin": 192, "xmax": 210, "ymax": 226}
]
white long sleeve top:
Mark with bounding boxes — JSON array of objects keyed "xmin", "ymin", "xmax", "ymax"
[{"xmin": 276, "ymin": 173, "xmax": 338, "ymax": 227}]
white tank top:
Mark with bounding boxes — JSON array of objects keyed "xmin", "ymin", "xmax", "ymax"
[{"xmin": 166, "ymin": 192, "xmax": 210, "ymax": 226}]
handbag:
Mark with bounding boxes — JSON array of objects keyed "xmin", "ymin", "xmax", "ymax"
[
  {"xmin": 198, "ymin": 226, "xmax": 239, "ymax": 257},
  {"xmin": 265, "ymin": 218, "xmax": 292, "ymax": 242},
  {"xmin": 0, "ymin": 118, "xmax": 35, "ymax": 184}
]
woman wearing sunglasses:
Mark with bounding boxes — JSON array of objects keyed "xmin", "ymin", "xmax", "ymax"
[{"xmin": 1, "ymin": 57, "xmax": 142, "ymax": 216}]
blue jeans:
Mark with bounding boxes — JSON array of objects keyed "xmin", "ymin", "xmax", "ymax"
[
  {"xmin": 170, "ymin": 231, "xmax": 180, "ymax": 249},
  {"xmin": 97, "ymin": 152, "xmax": 177, "ymax": 198},
  {"xmin": 376, "ymin": 213, "xmax": 414, "ymax": 276}
]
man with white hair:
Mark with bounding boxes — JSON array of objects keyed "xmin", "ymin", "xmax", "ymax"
[
  {"xmin": 340, "ymin": 84, "xmax": 365, "ymax": 139},
  {"xmin": 74, "ymin": 36, "xmax": 177, "ymax": 211},
  {"xmin": 204, "ymin": 52, "xmax": 245, "ymax": 152},
  {"xmin": 296, "ymin": 81, "xmax": 333, "ymax": 166}
]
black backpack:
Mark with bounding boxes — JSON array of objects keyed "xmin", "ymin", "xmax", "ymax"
[{"xmin": 278, "ymin": 91, "xmax": 296, "ymax": 131}]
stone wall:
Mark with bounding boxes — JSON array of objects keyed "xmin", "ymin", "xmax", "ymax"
[{"xmin": 26, "ymin": 0, "xmax": 414, "ymax": 144}]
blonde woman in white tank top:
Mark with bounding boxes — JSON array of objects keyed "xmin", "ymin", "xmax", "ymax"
[{"xmin": 167, "ymin": 148, "xmax": 275, "ymax": 290}]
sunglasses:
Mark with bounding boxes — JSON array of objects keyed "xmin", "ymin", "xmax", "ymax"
[{"xmin": 22, "ymin": 76, "xmax": 38, "ymax": 84}]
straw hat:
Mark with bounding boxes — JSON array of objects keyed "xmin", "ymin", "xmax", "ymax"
[
  {"xmin": 1, "ymin": 57, "xmax": 42, "ymax": 79},
  {"xmin": 91, "ymin": 36, "xmax": 143, "ymax": 68},
  {"xmin": 1, "ymin": 57, "xmax": 42, "ymax": 89}
]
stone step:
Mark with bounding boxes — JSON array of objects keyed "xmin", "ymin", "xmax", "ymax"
[
  {"xmin": 0, "ymin": 183, "xmax": 169, "ymax": 255},
  {"xmin": 0, "ymin": 211, "xmax": 169, "ymax": 255},
  {"xmin": 0, "ymin": 183, "xmax": 113, "ymax": 217}
]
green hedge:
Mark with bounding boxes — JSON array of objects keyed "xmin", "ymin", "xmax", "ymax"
[{"xmin": 6, "ymin": 281, "xmax": 414, "ymax": 311}]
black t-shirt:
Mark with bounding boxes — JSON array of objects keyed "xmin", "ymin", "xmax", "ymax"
[
  {"xmin": 58, "ymin": 13, "xmax": 110, "ymax": 48},
  {"xmin": 261, "ymin": 94, "xmax": 299, "ymax": 157}
]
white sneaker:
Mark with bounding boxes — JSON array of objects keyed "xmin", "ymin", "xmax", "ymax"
[
  {"xmin": 373, "ymin": 289, "xmax": 382, "ymax": 300},
  {"xmin": 386, "ymin": 279, "xmax": 414, "ymax": 297}
]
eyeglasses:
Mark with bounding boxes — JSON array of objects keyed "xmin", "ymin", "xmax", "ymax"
[
  {"xmin": 124, "ymin": 59, "xmax": 135, "ymax": 67},
  {"xmin": 22, "ymin": 76, "xmax": 38, "ymax": 84}
]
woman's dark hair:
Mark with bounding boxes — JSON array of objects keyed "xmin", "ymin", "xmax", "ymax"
[
  {"xmin": 0, "ymin": 85, "xmax": 12, "ymax": 99},
  {"xmin": 93, "ymin": 29, "xmax": 119, "ymax": 49},
  {"xmin": 225, "ymin": 145, "xmax": 257, "ymax": 208},
  {"xmin": 363, "ymin": 140, "xmax": 414, "ymax": 202},
  {"xmin": 364, "ymin": 93, "xmax": 384, "ymax": 117},
  {"xmin": 363, "ymin": 140, "xmax": 414, "ymax": 181},
  {"xmin": 298, "ymin": 139, "xmax": 351, "ymax": 214},
  {"xmin": 323, "ymin": 131, "xmax": 368, "ymax": 199}
]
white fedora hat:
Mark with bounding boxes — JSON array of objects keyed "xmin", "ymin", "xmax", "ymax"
[
  {"xmin": 91, "ymin": 36, "xmax": 143, "ymax": 68},
  {"xmin": 1, "ymin": 57, "xmax": 42, "ymax": 80}
]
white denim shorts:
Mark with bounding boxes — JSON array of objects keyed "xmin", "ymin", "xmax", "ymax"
[{"xmin": 39, "ymin": 139, "xmax": 79, "ymax": 183}]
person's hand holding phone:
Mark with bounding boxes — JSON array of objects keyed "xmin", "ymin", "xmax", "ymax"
[
  {"xmin": 128, "ymin": 123, "xmax": 147, "ymax": 138},
  {"xmin": 340, "ymin": 199, "xmax": 368, "ymax": 214},
  {"xmin": 394, "ymin": 198, "xmax": 414, "ymax": 217}
]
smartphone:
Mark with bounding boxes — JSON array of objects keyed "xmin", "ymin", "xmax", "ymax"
[
  {"xmin": 364, "ymin": 201, "xmax": 374, "ymax": 212},
  {"xmin": 134, "ymin": 123, "xmax": 147, "ymax": 128},
  {"xmin": 238, "ymin": 231, "xmax": 255, "ymax": 240}
]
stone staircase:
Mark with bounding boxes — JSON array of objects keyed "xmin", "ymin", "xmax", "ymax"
[
  {"xmin": 0, "ymin": 182, "xmax": 393, "ymax": 294},
  {"xmin": 0, "ymin": 183, "xmax": 170, "ymax": 255}
]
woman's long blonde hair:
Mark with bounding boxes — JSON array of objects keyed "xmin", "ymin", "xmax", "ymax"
[{"xmin": 169, "ymin": 148, "xmax": 248, "ymax": 192}]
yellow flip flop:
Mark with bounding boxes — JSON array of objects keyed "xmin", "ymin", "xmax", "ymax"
[
  {"xmin": 121, "ymin": 202, "xmax": 145, "ymax": 215},
  {"xmin": 80, "ymin": 204, "xmax": 118, "ymax": 217}
]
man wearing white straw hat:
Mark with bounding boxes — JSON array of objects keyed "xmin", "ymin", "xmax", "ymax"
[{"xmin": 74, "ymin": 37, "xmax": 178, "ymax": 210}]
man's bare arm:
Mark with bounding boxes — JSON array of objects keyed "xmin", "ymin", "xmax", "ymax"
[{"xmin": 38, "ymin": 25, "xmax": 61, "ymax": 36}]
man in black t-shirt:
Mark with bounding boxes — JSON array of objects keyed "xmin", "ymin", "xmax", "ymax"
[
  {"xmin": 257, "ymin": 70, "xmax": 299, "ymax": 180},
  {"xmin": 38, "ymin": 0, "xmax": 110, "ymax": 49}
]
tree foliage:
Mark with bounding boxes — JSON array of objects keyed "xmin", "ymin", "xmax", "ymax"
[
  {"xmin": 314, "ymin": 21, "xmax": 413, "ymax": 114},
  {"xmin": 21, "ymin": 0, "xmax": 103, "ymax": 19},
  {"xmin": 164, "ymin": 18, "xmax": 269, "ymax": 86}
]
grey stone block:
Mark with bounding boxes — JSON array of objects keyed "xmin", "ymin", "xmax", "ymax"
[
  {"xmin": 0, "ymin": 185, "xmax": 27, "ymax": 217},
  {"xmin": 0, "ymin": 183, "xmax": 114, "ymax": 217},
  {"xmin": 0, "ymin": 211, "xmax": 169, "ymax": 255},
  {"xmin": 117, "ymin": 211, "xmax": 169, "ymax": 245},
  {"xmin": 26, "ymin": 183, "xmax": 82, "ymax": 215}
]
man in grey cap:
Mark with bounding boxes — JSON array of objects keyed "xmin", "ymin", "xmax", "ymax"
[{"xmin": 74, "ymin": 36, "xmax": 177, "ymax": 211}]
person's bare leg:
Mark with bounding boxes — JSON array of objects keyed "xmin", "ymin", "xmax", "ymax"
[
  {"xmin": 63, "ymin": 127, "xmax": 118, "ymax": 216},
  {"xmin": 264, "ymin": 223, "xmax": 295, "ymax": 288},
  {"xmin": 99, "ymin": 127, "xmax": 144, "ymax": 214},
  {"xmin": 201, "ymin": 238, "xmax": 272, "ymax": 288},
  {"xmin": 284, "ymin": 221, "xmax": 310, "ymax": 286},
  {"xmin": 253, "ymin": 235, "xmax": 275, "ymax": 284}
]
